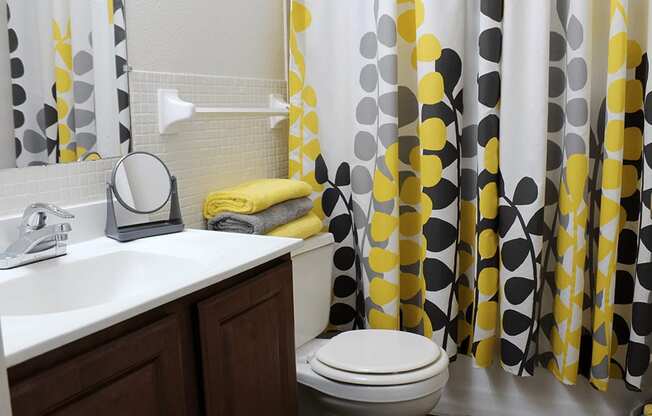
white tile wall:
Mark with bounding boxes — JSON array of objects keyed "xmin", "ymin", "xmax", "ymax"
[{"xmin": 0, "ymin": 70, "xmax": 289, "ymax": 229}]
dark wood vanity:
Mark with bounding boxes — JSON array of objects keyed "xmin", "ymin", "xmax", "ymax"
[{"xmin": 6, "ymin": 256, "xmax": 297, "ymax": 416}]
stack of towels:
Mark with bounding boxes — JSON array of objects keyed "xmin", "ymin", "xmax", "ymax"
[{"xmin": 203, "ymin": 179, "xmax": 322, "ymax": 239}]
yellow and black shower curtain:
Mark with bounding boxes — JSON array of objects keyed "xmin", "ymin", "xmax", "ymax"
[
  {"xmin": 289, "ymin": 0, "xmax": 652, "ymax": 392},
  {"xmin": 7, "ymin": 0, "xmax": 131, "ymax": 167}
]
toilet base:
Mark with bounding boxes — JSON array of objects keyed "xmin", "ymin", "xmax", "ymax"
[{"xmin": 298, "ymin": 383, "xmax": 441, "ymax": 416}]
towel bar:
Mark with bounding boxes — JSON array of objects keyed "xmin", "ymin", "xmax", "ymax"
[{"xmin": 157, "ymin": 89, "xmax": 289, "ymax": 134}]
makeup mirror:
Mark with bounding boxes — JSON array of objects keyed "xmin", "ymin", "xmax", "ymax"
[
  {"xmin": 112, "ymin": 152, "xmax": 172, "ymax": 214},
  {"xmin": 105, "ymin": 152, "xmax": 183, "ymax": 242}
]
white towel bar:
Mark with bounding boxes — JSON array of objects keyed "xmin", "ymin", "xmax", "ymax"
[{"xmin": 157, "ymin": 89, "xmax": 289, "ymax": 134}]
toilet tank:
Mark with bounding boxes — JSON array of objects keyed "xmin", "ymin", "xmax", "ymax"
[{"xmin": 291, "ymin": 233, "xmax": 335, "ymax": 348}]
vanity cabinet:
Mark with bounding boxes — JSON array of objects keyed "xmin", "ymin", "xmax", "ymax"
[
  {"xmin": 198, "ymin": 261, "xmax": 296, "ymax": 415},
  {"xmin": 7, "ymin": 257, "xmax": 297, "ymax": 416}
]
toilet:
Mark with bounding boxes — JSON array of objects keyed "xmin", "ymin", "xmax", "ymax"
[{"xmin": 291, "ymin": 233, "xmax": 449, "ymax": 415}]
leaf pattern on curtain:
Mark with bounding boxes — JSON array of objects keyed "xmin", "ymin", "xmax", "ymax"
[
  {"xmin": 590, "ymin": 0, "xmax": 629, "ymax": 391},
  {"xmin": 628, "ymin": 0, "xmax": 652, "ymax": 390},
  {"xmin": 412, "ymin": 1, "xmax": 465, "ymax": 356},
  {"xmin": 469, "ymin": 0, "xmax": 503, "ymax": 369},
  {"xmin": 52, "ymin": 6, "xmax": 77, "ymax": 162},
  {"xmin": 288, "ymin": 1, "xmax": 364, "ymax": 332},
  {"xmin": 629, "ymin": 2, "xmax": 652, "ymax": 391},
  {"xmin": 290, "ymin": 0, "xmax": 652, "ymax": 392},
  {"xmin": 7, "ymin": 0, "xmax": 132, "ymax": 167},
  {"xmin": 7, "ymin": 2, "xmax": 58, "ymax": 166},
  {"xmin": 355, "ymin": 1, "xmax": 402, "ymax": 333},
  {"xmin": 114, "ymin": 0, "xmax": 132, "ymax": 154},
  {"xmin": 538, "ymin": 0, "xmax": 593, "ymax": 385}
]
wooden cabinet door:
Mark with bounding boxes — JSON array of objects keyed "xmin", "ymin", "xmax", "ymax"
[
  {"xmin": 10, "ymin": 316, "xmax": 187, "ymax": 416},
  {"xmin": 198, "ymin": 261, "xmax": 297, "ymax": 416}
]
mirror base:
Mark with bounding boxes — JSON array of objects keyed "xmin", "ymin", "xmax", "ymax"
[
  {"xmin": 105, "ymin": 176, "xmax": 185, "ymax": 242},
  {"xmin": 105, "ymin": 219, "xmax": 185, "ymax": 243}
]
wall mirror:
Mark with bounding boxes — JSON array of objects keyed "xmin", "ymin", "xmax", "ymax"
[{"xmin": 0, "ymin": 0, "xmax": 131, "ymax": 169}]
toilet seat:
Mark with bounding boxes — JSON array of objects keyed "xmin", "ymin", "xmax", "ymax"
[
  {"xmin": 309, "ymin": 330, "xmax": 448, "ymax": 386},
  {"xmin": 297, "ymin": 335, "xmax": 450, "ymax": 404}
]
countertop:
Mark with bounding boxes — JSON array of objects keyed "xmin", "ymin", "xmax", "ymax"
[{"xmin": 0, "ymin": 230, "xmax": 302, "ymax": 367}]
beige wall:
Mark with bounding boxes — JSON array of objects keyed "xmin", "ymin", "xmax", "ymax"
[{"xmin": 126, "ymin": 0, "xmax": 286, "ymax": 79}]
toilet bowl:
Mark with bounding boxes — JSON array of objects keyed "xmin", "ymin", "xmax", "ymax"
[
  {"xmin": 291, "ymin": 234, "xmax": 449, "ymax": 415},
  {"xmin": 296, "ymin": 331, "xmax": 449, "ymax": 415}
]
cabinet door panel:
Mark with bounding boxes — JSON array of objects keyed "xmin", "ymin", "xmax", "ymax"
[
  {"xmin": 48, "ymin": 362, "xmax": 161, "ymax": 416},
  {"xmin": 10, "ymin": 316, "xmax": 186, "ymax": 416},
  {"xmin": 198, "ymin": 261, "xmax": 297, "ymax": 416}
]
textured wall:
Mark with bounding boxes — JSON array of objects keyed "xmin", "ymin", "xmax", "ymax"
[
  {"xmin": 126, "ymin": 0, "xmax": 286, "ymax": 79},
  {"xmin": 0, "ymin": 70, "xmax": 288, "ymax": 229}
]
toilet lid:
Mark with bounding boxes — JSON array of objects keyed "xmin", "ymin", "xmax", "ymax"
[{"xmin": 314, "ymin": 330, "xmax": 441, "ymax": 375}]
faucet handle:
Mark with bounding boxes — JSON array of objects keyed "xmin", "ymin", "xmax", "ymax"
[
  {"xmin": 33, "ymin": 203, "xmax": 75, "ymax": 219},
  {"xmin": 20, "ymin": 203, "xmax": 75, "ymax": 231}
]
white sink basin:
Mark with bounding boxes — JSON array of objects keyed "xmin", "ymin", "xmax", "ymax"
[{"xmin": 0, "ymin": 251, "xmax": 200, "ymax": 316}]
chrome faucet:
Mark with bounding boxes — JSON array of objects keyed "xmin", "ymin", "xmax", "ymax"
[{"xmin": 0, "ymin": 203, "xmax": 75, "ymax": 269}]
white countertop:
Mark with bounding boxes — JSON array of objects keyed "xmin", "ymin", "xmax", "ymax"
[{"xmin": 0, "ymin": 230, "xmax": 302, "ymax": 367}]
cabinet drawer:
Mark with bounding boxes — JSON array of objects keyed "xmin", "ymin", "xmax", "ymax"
[
  {"xmin": 10, "ymin": 316, "xmax": 187, "ymax": 416},
  {"xmin": 198, "ymin": 260, "xmax": 297, "ymax": 416}
]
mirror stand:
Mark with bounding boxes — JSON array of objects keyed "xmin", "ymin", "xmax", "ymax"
[{"xmin": 105, "ymin": 176, "xmax": 184, "ymax": 242}]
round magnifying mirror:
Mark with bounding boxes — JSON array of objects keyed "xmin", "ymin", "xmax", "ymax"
[{"xmin": 111, "ymin": 152, "xmax": 172, "ymax": 214}]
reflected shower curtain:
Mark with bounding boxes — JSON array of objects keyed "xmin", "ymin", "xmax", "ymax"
[
  {"xmin": 7, "ymin": 0, "xmax": 131, "ymax": 167},
  {"xmin": 289, "ymin": 0, "xmax": 652, "ymax": 391}
]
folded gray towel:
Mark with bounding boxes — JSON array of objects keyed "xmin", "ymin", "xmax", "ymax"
[{"xmin": 207, "ymin": 197, "xmax": 313, "ymax": 234}]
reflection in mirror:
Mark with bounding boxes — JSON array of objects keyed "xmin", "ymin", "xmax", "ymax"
[
  {"xmin": 2, "ymin": 0, "xmax": 131, "ymax": 169},
  {"xmin": 112, "ymin": 152, "xmax": 172, "ymax": 214},
  {"xmin": 106, "ymin": 151, "xmax": 183, "ymax": 242}
]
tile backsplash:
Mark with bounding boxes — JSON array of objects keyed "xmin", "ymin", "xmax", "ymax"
[{"xmin": 0, "ymin": 70, "xmax": 288, "ymax": 228}]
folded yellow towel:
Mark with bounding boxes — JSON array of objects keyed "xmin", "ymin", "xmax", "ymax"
[
  {"xmin": 203, "ymin": 179, "xmax": 312, "ymax": 219},
  {"xmin": 267, "ymin": 212, "xmax": 322, "ymax": 239}
]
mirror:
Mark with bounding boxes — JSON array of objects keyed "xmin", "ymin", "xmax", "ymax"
[
  {"xmin": 112, "ymin": 152, "xmax": 172, "ymax": 214},
  {"xmin": 0, "ymin": 0, "xmax": 132, "ymax": 169},
  {"xmin": 106, "ymin": 152, "xmax": 183, "ymax": 242}
]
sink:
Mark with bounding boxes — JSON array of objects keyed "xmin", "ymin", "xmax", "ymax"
[{"xmin": 0, "ymin": 251, "xmax": 202, "ymax": 316}]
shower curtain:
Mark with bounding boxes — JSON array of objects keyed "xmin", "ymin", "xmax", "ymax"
[
  {"xmin": 289, "ymin": 0, "xmax": 652, "ymax": 392},
  {"xmin": 7, "ymin": 0, "xmax": 131, "ymax": 167}
]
